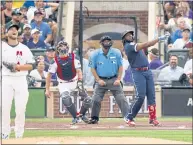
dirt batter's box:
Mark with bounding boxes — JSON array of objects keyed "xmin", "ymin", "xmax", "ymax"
[{"xmin": 47, "ymin": 86, "xmax": 162, "ymax": 118}]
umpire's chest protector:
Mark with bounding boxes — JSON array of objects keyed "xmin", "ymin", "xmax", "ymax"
[{"xmin": 55, "ymin": 53, "xmax": 76, "ymax": 81}]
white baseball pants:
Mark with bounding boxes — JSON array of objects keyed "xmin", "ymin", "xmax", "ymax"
[{"xmin": 2, "ymin": 76, "xmax": 29, "ymax": 137}]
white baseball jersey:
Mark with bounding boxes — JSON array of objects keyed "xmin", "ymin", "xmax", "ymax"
[
  {"xmin": 2, "ymin": 41, "xmax": 35, "ymax": 76},
  {"xmin": 48, "ymin": 57, "xmax": 81, "ymax": 82}
]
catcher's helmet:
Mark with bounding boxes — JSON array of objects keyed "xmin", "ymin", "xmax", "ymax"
[
  {"xmin": 121, "ymin": 30, "xmax": 134, "ymax": 40},
  {"xmin": 56, "ymin": 40, "xmax": 69, "ymax": 55}
]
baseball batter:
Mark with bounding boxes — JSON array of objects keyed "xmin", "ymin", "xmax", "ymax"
[
  {"xmin": 45, "ymin": 41, "xmax": 92, "ymax": 124},
  {"xmin": 121, "ymin": 30, "xmax": 169, "ymax": 127},
  {"xmin": 1, "ymin": 24, "xmax": 36, "ymax": 139}
]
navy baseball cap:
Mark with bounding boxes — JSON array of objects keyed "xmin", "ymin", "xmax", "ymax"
[
  {"xmin": 183, "ymin": 28, "xmax": 190, "ymax": 32},
  {"xmin": 12, "ymin": 9, "xmax": 22, "ymax": 16},
  {"xmin": 7, "ymin": 24, "xmax": 19, "ymax": 32},
  {"xmin": 46, "ymin": 46, "xmax": 55, "ymax": 51},
  {"xmin": 34, "ymin": 10, "xmax": 43, "ymax": 16}
]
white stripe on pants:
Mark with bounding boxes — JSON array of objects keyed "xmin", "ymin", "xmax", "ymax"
[{"xmin": 2, "ymin": 76, "xmax": 29, "ymax": 137}]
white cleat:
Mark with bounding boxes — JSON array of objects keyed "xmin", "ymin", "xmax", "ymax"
[{"xmin": 124, "ymin": 117, "xmax": 136, "ymax": 127}]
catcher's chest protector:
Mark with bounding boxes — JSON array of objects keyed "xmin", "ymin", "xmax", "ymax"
[{"xmin": 55, "ymin": 53, "xmax": 76, "ymax": 81}]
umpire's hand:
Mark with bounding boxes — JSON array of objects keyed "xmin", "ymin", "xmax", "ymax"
[
  {"xmin": 113, "ymin": 79, "xmax": 121, "ymax": 86},
  {"xmin": 98, "ymin": 79, "xmax": 106, "ymax": 86}
]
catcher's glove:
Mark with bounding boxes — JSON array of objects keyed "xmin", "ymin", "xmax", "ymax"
[
  {"xmin": 2, "ymin": 61, "xmax": 17, "ymax": 72},
  {"xmin": 76, "ymin": 80, "xmax": 88, "ymax": 101},
  {"xmin": 27, "ymin": 75, "xmax": 36, "ymax": 87}
]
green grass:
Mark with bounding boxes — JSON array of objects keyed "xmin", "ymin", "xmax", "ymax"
[
  {"xmin": 22, "ymin": 117, "xmax": 192, "ymax": 123},
  {"xmin": 10, "ymin": 130, "xmax": 192, "ymax": 143}
]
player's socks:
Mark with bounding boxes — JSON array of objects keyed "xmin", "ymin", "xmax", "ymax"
[{"xmin": 148, "ymin": 105, "xmax": 156, "ymax": 120}]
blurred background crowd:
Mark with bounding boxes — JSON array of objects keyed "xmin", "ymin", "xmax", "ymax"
[{"xmin": 1, "ymin": 0, "xmax": 193, "ymax": 88}]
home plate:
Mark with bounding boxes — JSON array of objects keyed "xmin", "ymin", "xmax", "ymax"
[
  {"xmin": 70, "ymin": 125, "xmax": 79, "ymax": 129},
  {"xmin": 177, "ymin": 125, "xmax": 186, "ymax": 129},
  {"xmin": 92, "ymin": 126, "xmax": 107, "ymax": 129},
  {"xmin": 117, "ymin": 125, "xmax": 125, "ymax": 129},
  {"xmin": 79, "ymin": 141, "xmax": 88, "ymax": 144},
  {"xmin": 36, "ymin": 141, "xmax": 60, "ymax": 144}
]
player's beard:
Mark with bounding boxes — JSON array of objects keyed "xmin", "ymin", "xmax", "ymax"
[{"xmin": 8, "ymin": 35, "xmax": 18, "ymax": 40}]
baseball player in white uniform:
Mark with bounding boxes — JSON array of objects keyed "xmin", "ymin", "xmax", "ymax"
[
  {"xmin": 1, "ymin": 24, "xmax": 35, "ymax": 139},
  {"xmin": 45, "ymin": 41, "xmax": 92, "ymax": 125}
]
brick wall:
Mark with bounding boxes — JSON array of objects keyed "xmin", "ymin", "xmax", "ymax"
[
  {"xmin": 72, "ymin": 10, "xmax": 148, "ymax": 48},
  {"xmin": 53, "ymin": 90, "xmax": 148, "ymax": 118}
]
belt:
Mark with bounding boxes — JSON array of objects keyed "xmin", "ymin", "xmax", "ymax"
[
  {"xmin": 135, "ymin": 67, "xmax": 148, "ymax": 71},
  {"xmin": 99, "ymin": 75, "xmax": 117, "ymax": 80},
  {"xmin": 59, "ymin": 79, "xmax": 77, "ymax": 83}
]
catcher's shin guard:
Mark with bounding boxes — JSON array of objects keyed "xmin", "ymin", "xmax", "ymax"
[
  {"xmin": 61, "ymin": 91, "xmax": 77, "ymax": 118},
  {"xmin": 79, "ymin": 97, "xmax": 92, "ymax": 115}
]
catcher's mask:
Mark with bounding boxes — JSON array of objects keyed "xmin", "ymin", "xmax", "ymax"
[
  {"xmin": 100, "ymin": 35, "xmax": 113, "ymax": 49},
  {"xmin": 121, "ymin": 30, "xmax": 134, "ymax": 44},
  {"xmin": 56, "ymin": 41, "xmax": 69, "ymax": 55}
]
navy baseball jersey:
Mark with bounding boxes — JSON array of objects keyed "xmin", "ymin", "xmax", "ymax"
[{"xmin": 124, "ymin": 42, "xmax": 149, "ymax": 68}]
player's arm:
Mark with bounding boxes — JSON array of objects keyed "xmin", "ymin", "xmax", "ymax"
[
  {"xmin": 15, "ymin": 64, "xmax": 34, "ymax": 71},
  {"xmin": 46, "ymin": 72, "xmax": 52, "ymax": 91},
  {"xmin": 45, "ymin": 61, "xmax": 57, "ymax": 97},
  {"xmin": 74, "ymin": 59, "xmax": 83, "ymax": 80},
  {"xmin": 135, "ymin": 34, "xmax": 169, "ymax": 51},
  {"xmin": 136, "ymin": 38, "xmax": 159, "ymax": 51}
]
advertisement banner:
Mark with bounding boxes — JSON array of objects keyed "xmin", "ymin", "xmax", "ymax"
[
  {"xmin": 58, "ymin": 94, "xmax": 149, "ymax": 117},
  {"xmin": 162, "ymin": 87, "xmax": 192, "ymax": 117},
  {"xmin": 11, "ymin": 88, "xmax": 46, "ymax": 118}
]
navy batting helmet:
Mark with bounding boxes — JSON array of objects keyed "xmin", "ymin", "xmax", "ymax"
[{"xmin": 121, "ymin": 30, "xmax": 134, "ymax": 40}]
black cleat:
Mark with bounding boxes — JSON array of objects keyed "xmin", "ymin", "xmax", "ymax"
[{"xmin": 87, "ymin": 118, "xmax": 98, "ymax": 124}]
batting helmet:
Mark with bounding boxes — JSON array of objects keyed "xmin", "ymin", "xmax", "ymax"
[
  {"xmin": 121, "ymin": 30, "xmax": 134, "ymax": 40},
  {"xmin": 100, "ymin": 35, "xmax": 113, "ymax": 48}
]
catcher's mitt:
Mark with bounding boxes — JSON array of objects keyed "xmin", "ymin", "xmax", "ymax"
[
  {"xmin": 76, "ymin": 80, "xmax": 88, "ymax": 101},
  {"xmin": 2, "ymin": 61, "xmax": 17, "ymax": 72}
]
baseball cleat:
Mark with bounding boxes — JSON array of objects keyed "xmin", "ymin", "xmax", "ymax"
[
  {"xmin": 71, "ymin": 118, "xmax": 79, "ymax": 125},
  {"xmin": 124, "ymin": 117, "xmax": 136, "ymax": 127},
  {"xmin": 76, "ymin": 113, "xmax": 89, "ymax": 124},
  {"xmin": 15, "ymin": 134, "xmax": 23, "ymax": 139},
  {"xmin": 87, "ymin": 118, "xmax": 98, "ymax": 124},
  {"xmin": 81, "ymin": 115, "xmax": 89, "ymax": 124},
  {"xmin": 1, "ymin": 134, "xmax": 9, "ymax": 139},
  {"xmin": 149, "ymin": 119, "xmax": 161, "ymax": 126}
]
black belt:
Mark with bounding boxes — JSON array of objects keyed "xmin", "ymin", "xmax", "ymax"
[{"xmin": 99, "ymin": 75, "xmax": 117, "ymax": 80}]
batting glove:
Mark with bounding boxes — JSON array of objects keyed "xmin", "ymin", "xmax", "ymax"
[{"xmin": 158, "ymin": 32, "xmax": 170, "ymax": 41}]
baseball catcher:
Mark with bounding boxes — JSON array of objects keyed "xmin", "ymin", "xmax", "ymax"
[{"xmin": 45, "ymin": 41, "xmax": 92, "ymax": 124}]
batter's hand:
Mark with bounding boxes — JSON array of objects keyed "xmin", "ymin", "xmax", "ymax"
[
  {"xmin": 113, "ymin": 79, "xmax": 121, "ymax": 86},
  {"xmin": 98, "ymin": 79, "xmax": 106, "ymax": 86},
  {"xmin": 45, "ymin": 90, "xmax": 51, "ymax": 98}
]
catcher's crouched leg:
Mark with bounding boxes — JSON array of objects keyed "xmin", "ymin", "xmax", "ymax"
[
  {"xmin": 61, "ymin": 91, "xmax": 77, "ymax": 118},
  {"xmin": 79, "ymin": 97, "xmax": 92, "ymax": 123}
]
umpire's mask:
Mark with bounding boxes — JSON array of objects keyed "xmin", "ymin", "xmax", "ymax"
[{"xmin": 100, "ymin": 35, "xmax": 113, "ymax": 50}]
